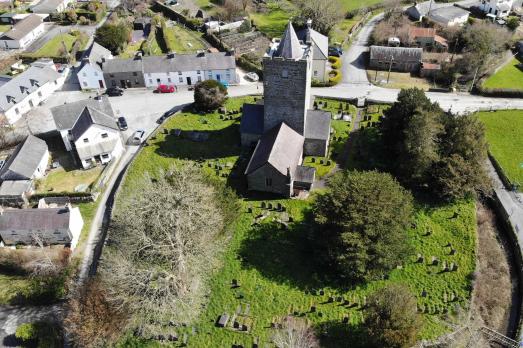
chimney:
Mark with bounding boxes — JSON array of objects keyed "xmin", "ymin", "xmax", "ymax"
[
  {"xmin": 135, "ymin": 52, "xmax": 143, "ymax": 60},
  {"xmin": 167, "ymin": 52, "xmax": 175, "ymax": 59},
  {"xmin": 306, "ymin": 19, "xmax": 312, "ymax": 29}
]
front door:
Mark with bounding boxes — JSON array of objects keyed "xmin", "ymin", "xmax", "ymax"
[
  {"xmin": 98, "ymin": 80, "xmax": 104, "ymax": 88},
  {"xmin": 216, "ymin": 74, "xmax": 221, "ymax": 81},
  {"xmin": 120, "ymin": 80, "xmax": 126, "ymax": 88},
  {"xmin": 186, "ymin": 77, "xmax": 192, "ymax": 85}
]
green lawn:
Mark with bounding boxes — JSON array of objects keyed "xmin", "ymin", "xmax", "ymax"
[
  {"xmin": 483, "ymin": 58, "xmax": 523, "ymax": 91},
  {"xmin": 339, "ymin": 0, "xmax": 383, "ymax": 11},
  {"xmin": 329, "ymin": 17, "xmax": 360, "ymax": 46},
  {"xmin": 162, "ymin": 24, "xmax": 206, "ymax": 53},
  {"xmin": 0, "ymin": 24, "xmax": 11, "ymax": 32},
  {"xmin": 111, "ymin": 96, "xmax": 477, "ymax": 347},
  {"xmin": 250, "ymin": 0, "xmax": 297, "ymax": 38},
  {"xmin": 28, "ymin": 33, "xmax": 76, "ymax": 58},
  {"xmin": 120, "ymin": 40, "xmax": 144, "ymax": 59},
  {"xmin": 478, "ymin": 110, "xmax": 523, "ymax": 188},
  {"xmin": 37, "ymin": 166, "xmax": 103, "ymax": 194}
]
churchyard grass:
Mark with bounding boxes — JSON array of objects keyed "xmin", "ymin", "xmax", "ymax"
[
  {"xmin": 113, "ymin": 96, "xmax": 476, "ymax": 346},
  {"xmin": 478, "ymin": 110, "xmax": 523, "ymax": 189}
]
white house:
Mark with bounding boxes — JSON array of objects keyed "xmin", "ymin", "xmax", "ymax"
[
  {"xmin": 77, "ymin": 42, "xmax": 113, "ymax": 90},
  {"xmin": 204, "ymin": 18, "xmax": 245, "ymax": 33},
  {"xmin": 0, "ymin": 14, "xmax": 44, "ymax": 49},
  {"xmin": 51, "ymin": 96, "xmax": 124, "ymax": 169},
  {"xmin": 0, "ymin": 204, "xmax": 84, "ymax": 250},
  {"xmin": 297, "ymin": 20, "xmax": 329, "ymax": 83},
  {"xmin": 0, "ymin": 135, "xmax": 49, "ymax": 181},
  {"xmin": 480, "ymin": 0, "xmax": 513, "ymax": 17},
  {"xmin": 0, "ymin": 59, "xmax": 65, "ymax": 125},
  {"xmin": 31, "ymin": 0, "xmax": 74, "ymax": 14},
  {"xmin": 428, "ymin": 6, "xmax": 470, "ymax": 26}
]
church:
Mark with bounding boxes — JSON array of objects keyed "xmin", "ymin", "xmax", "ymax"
[{"xmin": 241, "ymin": 22, "xmax": 331, "ymax": 197}]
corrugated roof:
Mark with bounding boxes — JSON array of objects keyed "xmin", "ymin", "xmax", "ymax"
[
  {"xmin": 51, "ymin": 96, "xmax": 115, "ymax": 130},
  {"xmin": 305, "ymin": 109, "xmax": 331, "ymax": 140},
  {"xmin": 0, "ymin": 64, "xmax": 60, "ymax": 112},
  {"xmin": 408, "ymin": 26, "xmax": 436, "ymax": 40},
  {"xmin": 370, "ymin": 46, "xmax": 423, "ymax": 62},
  {"xmin": 0, "ymin": 207, "xmax": 70, "ymax": 231},
  {"xmin": 274, "ymin": 22, "xmax": 304, "ymax": 60},
  {"xmin": 429, "ymin": 6, "xmax": 469, "ymax": 23},
  {"xmin": 245, "ymin": 122, "xmax": 304, "ymax": 176},
  {"xmin": 0, "ymin": 135, "xmax": 48, "ymax": 181},
  {"xmin": 0, "ymin": 14, "xmax": 42, "ymax": 41},
  {"xmin": 240, "ymin": 103, "xmax": 264, "ymax": 135}
]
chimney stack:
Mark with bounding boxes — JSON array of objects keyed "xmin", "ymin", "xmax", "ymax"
[{"xmin": 306, "ymin": 19, "xmax": 312, "ymax": 29}]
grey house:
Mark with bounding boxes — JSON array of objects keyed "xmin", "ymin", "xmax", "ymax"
[
  {"xmin": 102, "ymin": 55, "xmax": 145, "ymax": 88},
  {"xmin": 369, "ymin": 46, "xmax": 423, "ymax": 72},
  {"xmin": 0, "ymin": 135, "xmax": 49, "ymax": 181},
  {"xmin": 240, "ymin": 22, "xmax": 330, "ymax": 197}
]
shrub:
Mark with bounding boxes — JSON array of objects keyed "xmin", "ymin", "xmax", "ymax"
[
  {"xmin": 328, "ymin": 56, "xmax": 340, "ymax": 64},
  {"xmin": 194, "ymin": 79, "xmax": 228, "ymax": 111},
  {"xmin": 507, "ymin": 16, "xmax": 519, "ymax": 31},
  {"xmin": 16, "ymin": 323, "xmax": 38, "ymax": 341},
  {"xmin": 238, "ymin": 19, "xmax": 251, "ymax": 33},
  {"xmin": 328, "ymin": 69, "xmax": 342, "ymax": 85}
]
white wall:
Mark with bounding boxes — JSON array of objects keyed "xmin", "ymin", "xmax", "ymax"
[
  {"xmin": 33, "ymin": 149, "xmax": 49, "ymax": 179},
  {"xmin": 78, "ymin": 64, "xmax": 106, "ymax": 90},
  {"xmin": 0, "ymin": 22, "xmax": 45, "ymax": 49},
  {"xmin": 74, "ymin": 125, "xmax": 122, "ymax": 169},
  {"xmin": 144, "ymin": 68, "xmax": 238, "ymax": 88},
  {"xmin": 311, "ymin": 59, "xmax": 327, "ymax": 83},
  {"xmin": 68, "ymin": 206, "xmax": 83, "ymax": 250}
]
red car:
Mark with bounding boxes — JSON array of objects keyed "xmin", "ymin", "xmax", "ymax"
[{"xmin": 156, "ymin": 84, "xmax": 176, "ymax": 93}]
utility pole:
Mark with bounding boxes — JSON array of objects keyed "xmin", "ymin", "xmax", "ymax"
[
  {"xmin": 450, "ymin": 36, "xmax": 458, "ymax": 63},
  {"xmin": 469, "ymin": 66, "xmax": 479, "ymax": 92},
  {"xmin": 387, "ymin": 56, "xmax": 394, "ymax": 84}
]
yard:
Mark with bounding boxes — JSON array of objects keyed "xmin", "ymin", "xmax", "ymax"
[
  {"xmin": 367, "ymin": 69, "xmax": 433, "ymax": 90},
  {"xmin": 0, "ymin": 274, "xmax": 32, "ymax": 305},
  {"xmin": 338, "ymin": 0, "xmax": 383, "ymax": 11},
  {"xmin": 0, "ymin": 24, "xmax": 10, "ymax": 32},
  {"xmin": 478, "ymin": 110, "xmax": 523, "ymax": 189},
  {"xmin": 482, "ymin": 57, "xmax": 523, "ymax": 91},
  {"xmin": 161, "ymin": 23, "xmax": 206, "ymax": 53},
  {"xmin": 37, "ymin": 166, "xmax": 103, "ymax": 194},
  {"xmin": 112, "ymin": 96, "xmax": 477, "ymax": 346},
  {"xmin": 25, "ymin": 32, "xmax": 77, "ymax": 58},
  {"xmin": 249, "ymin": 0, "xmax": 297, "ymax": 39}
]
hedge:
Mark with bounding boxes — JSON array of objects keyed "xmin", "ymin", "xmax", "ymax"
[
  {"xmin": 329, "ymin": 69, "xmax": 342, "ymax": 85},
  {"xmin": 477, "ymin": 86, "xmax": 523, "ymax": 98}
]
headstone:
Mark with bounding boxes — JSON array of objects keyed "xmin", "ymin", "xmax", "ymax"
[
  {"xmin": 268, "ymin": 203, "xmax": 273, "ymax": 210},
  {"xmin": 261, "ymin": 202, "xmax": 266, "ymax": 209},
  {"xmin": 217, "ymin": 313, "xmax": 230, "ymax": 327},
  {"xmin": 421, "ymin": 290, "xmax": 427, "ymax": 297},
  {"xmin": 342, "ymin": 316, "xmax": 349, "ymax": 323},
  {"xmin": 431, "ymin": 256, "xmax": 438, "ymax": 265}
]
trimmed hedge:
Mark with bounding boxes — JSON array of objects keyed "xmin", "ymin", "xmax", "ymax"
[
  {"xmin": 477, "ymin": 86, "xmax": 523, "ymax": 98},
  {"xmin": 329, "ymin": 69, "xmax": 342, "ymax": 85}
]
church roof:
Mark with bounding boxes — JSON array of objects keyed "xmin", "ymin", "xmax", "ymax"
[
  {"xmin": 305, "ymin": 110, "xmax": 331, "ymax": 140},
  {"xmin": 274, "ymin": 22, "xmax": 304, "ymax": 60}
]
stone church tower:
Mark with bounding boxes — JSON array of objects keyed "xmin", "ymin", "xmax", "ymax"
[{"xmin": 262, "ymin": 22, "xmax": 312, "ymax": 135}]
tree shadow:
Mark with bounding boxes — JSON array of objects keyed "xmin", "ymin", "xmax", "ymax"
[
  {"xmin": 2, "ymin": 334, "xmax": 24, "ymax": 347},
  {"xmin": 343, "ymin": 127, "xmax": 389, "ymax": 172},
  {"xmin": 316, "ymin": 320, "xmax": 372, "ymax": 348}
]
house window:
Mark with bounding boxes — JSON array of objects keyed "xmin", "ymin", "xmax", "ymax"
[
  {"xmin": 83, "ymin": 138, "xmax": 89, "ymax": 143},
  {"xmin": 281, "ymin": 69, "xmax": 288, "ymax": 78},
  {"xmin": 54, "ymin": 81, "xmax": 58, "ymax": 85},
  {"xmin": 82, "ymin": 72, "xmax": 86, "ymax": 77},
  {"xmin": 156, "ymin": 78, "xmax": 161, "ymax": 83},
  {"xmin": 168, "ymin": 77, "xmax": 172, "ymax": 83},
  {"xmin": 102, "ymin": 154, "xmax": 109, "ymax": 159},
  {"xmin": 314, "ymin": 70, "xmax": 318, "ymax": 76},
  {"xmin": 132, "ymin": 72, "xmax": 137, "ymax": 76},
  {"xmin": 149, "ymin": 79, "xmax": 153, "ymax": 84},
  {"xmin": 83, "ymin": 81, "xmax": 87, "ymax": 87},
  {"xmin": 28, "ymin": 100, "xmax": 33, "ymax": 107},
  {"xmin": 265, "ymin": 178, "xmax": 272, "ymax": 187},
  {"xmin": 111, "ymin": 80, "xmax": 116, "ymax": 86},
  {"xmin": 14, "ymin": 108, "xmax": 19, "ymax": 115},
  {"xmin": 94, "ymin": 71, "xmax": 98, "ymax": 76},
  {"xmin": 166, "ymin": 72, "xmax": 170, "ymax": 76},
  {"xmin": 197, "ymin": 76, "xmax": 202, "ymax": 82},
  {"xmin": 37, "ymin": 91, "xmax": 42, "ymax": 97},
  {"xmin": 135, "ymin": 79, "xmax": 139, "ymax": 84},
  {"xmin": 197, "ymin": 70, "xmax": 201, "ymax": 74},
  {"xmin": 178, "ymin": 71, "xmax": 182, "ymax": 75},
  {"xmin": 101, "ymin": 133, "xmax": 108, "ymax": 138},
  {"xmin": 179, "ymin": 77, "xmax": 183, "ymax": 83},
  {"xmin": 109, "ymin": 74, "xmax": 114, "ymax": 77},
  {"xmin": 148, "ymin": 73, "xmax": 152, "ymax": 77}
]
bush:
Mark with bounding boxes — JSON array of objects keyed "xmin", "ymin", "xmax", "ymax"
[
  {"xmin": 328, "ymin": 56, "xmax": 340, "ymax": 64},
  {"xmin": 238, "ymin": 19, "xmax": 251, "ymax": 33},
  {"xmin": 194, "ymin": 79, "xmax": 228, "ymax": 111},
  {"xmin": 15, "ymin": 321, "xmax": 63, "ymax": 347},
  {"xmin": 328, "ymin": 69, "xmax": 342, "ymax": 85},
  {"xmin": 95, "ymin": 21, "xmax": 131, "ymax": 54},
  {"xmin": 506, "ymin": 16, "xmax": 519, "ymax": 31},
  {"xmin": 16, "ymin": 323, "xmax": 38, "ymax": 341}
]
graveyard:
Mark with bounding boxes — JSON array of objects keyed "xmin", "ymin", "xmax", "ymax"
[{"xmin": 111, "ymin": 95, "xmax": 477, "ymax": 346}]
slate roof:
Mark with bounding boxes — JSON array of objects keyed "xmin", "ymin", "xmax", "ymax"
[
  {"xmin": 0, "ymin": 180, "xmax": 32, "ymax": 197},
  {"xmin": 0, "ymin": 135, "xmax": 48, "ymax": 181},
  {"xmin": 0, "ymin": 64, "xmax": 60, "ymax": 112},
  {"xmin": 274, "ymin": 22, "xmax": 304, "ymax": 60},
  {"xmin": 0, "ymin": 207, "xmax": 70, "ymax": 232},
  {"xmin": 370, "ymin": 46, "xmax": 423, "ymax": 62},
  {"xmin": 70, "ymin": 106, "xmax": 118, "ymax": 141},
  {"xmin": 305, "ymin": 110, "xmax": 331, "ymax": 141},
  {"xmin": 297, "ymin": 26, "xmax": 328, "ymax": 60},
  {"xmin": 240, "ymin": 103, "xmax": 264, "ymax": 135},
  {"xmin": 245, "ymin": 122, "xmax": 304, "ymax": 176},
  {"xmin": 51, "ymin": 96, "xmax": 115, "ymax": 131},
  {"xmin": 294, "ymin": 165, "xmax": 315, "ymax": 184},
  {"xmin": 31, "ymin": 0, "xmax": 66, "ymax": 13},
  {"xmin": 102, "ymin": 56, "xmax": 144, "ymax": 74},
  {"xmin": 497, "ymin": 2, "xmax": 511, "ymax": 11},
  {"xmin": 142, "ymin": 51, "xmax": 236, "ymax": 73},
  {"xmin": 84, "ymin": 42, "xmax": 112, "ymax": 66},
  {"xmin": 405, "ymin": 2, "xmax": 432, "ymax": 20},
  {"xmin": 0, "ymin": 14, "xmax": 42, "ymax": 41},
  {"xmin": 429, "ymin": 6, "xmax": 469, "ymax": 23}
]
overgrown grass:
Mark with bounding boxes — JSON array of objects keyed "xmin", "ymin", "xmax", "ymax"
[
  {"xmin": 338, "ymin": 0, "xmax": 383, "ymax": 11},
  {"xmin": 483, "ymin": 58, "xmax": 523, "ymax": 91},
  {"xmin": 37, "ymin": 166, "xmax": 103, "ymax": 193},
  {"xmin": 119, "ymin": 40, "xmax": 144, "ymax": 58},
  {"xmin": 27, "ymin": 33, "xmax": 76, "ymax": 58},
  {"xmin": 250, "ymin": 0, "xmax": 297, "ymax": 38},
  {"xmin": 0, "ymin": 274, "xmax": 32, "ymax": 305},
  {"xmin": 112, "ymin": 97, "xmax": 476, "ymax": 347},
  {"xmin": 478, "ymin": 109, "xmax": 523, "ymax": 188},
  {"xmin": 162, "ymin": 24, "xmax": 206, "ymax": 53}
]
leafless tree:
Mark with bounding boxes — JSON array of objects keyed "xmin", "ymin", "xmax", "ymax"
[
  {"xmin": 272, "ymin": 317, "xmax": 319, "ymax": 348},
  {"xmin": 296, "ymin": 0, "xmax": 344, "ymax": 35},
  {"xmin": 100, "ymin": 164, "xmax": 225, "ymax": 334}
]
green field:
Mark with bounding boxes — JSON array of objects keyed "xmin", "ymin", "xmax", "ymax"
[
  {"xmin": 111, "ymin": 97, "xmax": 477, "ymax": 347},
  {"xmin": 339, "ymin": 0, "xmax": 383, "ymax": 11},
  {"xmin": 28, "ymin": 33, "xmax": 76, "ymax": 58},
  {"xmin": 483, "ymin": 58, "xmax": 523, "ymax": 90},
  {"xmin": 250, "ymin": 0, "xmax": 297, "ymax": 38},
  {"xmin": 478, "ymin": 110, "xmax": 523, "ymax": 188}
]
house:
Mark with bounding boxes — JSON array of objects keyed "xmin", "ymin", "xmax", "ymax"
[
  {"xmin": 51, "ymin": 96, "xmax": 123, "ymax": 169},
  {"xmin": 369, "ymin": 46, "xmax": 423, "ymax": 72},
  {"xmin": 30, "ymin": 0, "xmax": 74, "ymax": 14},
  {"xmin": 204, "ymin": 18, "xmax": 245, "ymax": 33},
  {"xmin": 0, "ymin": 180, "xmax": 33, "ymax": 205},
  {"xmin": 297, "ymin": 19, "xmax": 329, "ymax": 83},
  {"xmin": 0, "ymin": 59, "xmax": 64, "ymax": 124},
  {"xmin": 0, "ymin": 204, "xmax": 84, "ymax": 249},
  {"xmin": 480, "ymin": 0, "xmax": 513, "ymax": 18},
  {"xmin": 420, "ymin": 62, "xmax": 441, "ymax": 77},
  {"xmin": 102, "ymin": 51, "xmax": 238, "ymax": 89},
  {"xmin": 0, "ymin": 135, "xmax": 49, "ymax": 181},
  {"xmin": 240, "ymin": 22, "xmax": 331, "ymax": 197},
  {"xmin": 428, "ymin": 6, "xmax": 470, "ymax": 26},
  {"xmin": 77, "ymin": 42, "xmax": 113, "ymax": 90},
  {"xmin": 408, "ymin": 27, "xmax": 448, "ymax": 51},
  {"xmin": 405, "ymin": 2, "xmax": 433, "ymax": 21},
  {"xmin": 0, "ymin": 13, "xmax": 15, "ymax": 25},
  {"xmin": 0, "ymin": 14, "xmax": 44, "ymax": 49}
]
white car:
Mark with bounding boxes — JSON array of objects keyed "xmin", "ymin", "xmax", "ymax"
[
  {"xmin": 132, "ymin": 130, "xmax": 146, "ymax": 145},
  {"xmin": 245, "ymin": 72, "xmax": 259, "ymax": 82}
]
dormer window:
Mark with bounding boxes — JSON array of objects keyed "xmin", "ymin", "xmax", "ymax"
[
  {"xmin": 83, "ymin": 138, "xmax": 89, "ymax": 143},
  {"xmin": 30, "ymin": 79, "xmax": 39, "ymax": 87},
  {"xmin": 6, "ymin": 96, "xmax": 15, "ymax": 104}
]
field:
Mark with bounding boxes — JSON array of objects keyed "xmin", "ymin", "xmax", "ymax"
[
  {"xmin": 249, "ymin": 0, "xmax": 297, "ymax": 38},
  {"xmin": 27, "ymin": 33, "xmax": 76, "ymax": 58},
  {"xmin": 112, "ymin": 96, "xmax": 477, "ymax": 347},
  {"xmin": 162, "ymin": 24, "xmax": 206, "ymax": 53},
  {"xmin": 482, "ymin": 58, "xmax": 523, "ymax": 91},
  {"xmin": 339, "ymin": 0, "xmax": 383, "ymax": 11},
  {"xmin": 478, "ymin": 110, "xmax": 523, "ymax": 188}
]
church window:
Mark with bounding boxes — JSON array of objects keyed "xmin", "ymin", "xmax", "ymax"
[{"xmin": 281, "ymin": 69, "xmax": 288, "ymax": 78}]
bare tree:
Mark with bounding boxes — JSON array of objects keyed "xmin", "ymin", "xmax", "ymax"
[
  {"xmin": 100, "ymin": 164, "xmax": 225, "ymax": 335},
  {"xmin": 272, "ymin": 317, "xmax": 319, "ymax": 348},
  {"xmin": 296, "ymin": 0, "xmax": 344, "ymax": 35}
]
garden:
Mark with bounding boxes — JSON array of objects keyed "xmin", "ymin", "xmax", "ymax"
[
  {"xmin": 107, "ymin": 95, "xmax": 477, "ymax": 347},
  {"xmin": 482, "ymin": 57, "xmax": 523, "ymax": 91},
  {"xmin": 478, "ymin": 109, "xmax": 523, "ymax": 189},
  {"xmin": 22, "ymin": 30, "xmax": 88, "ymax": 61}
]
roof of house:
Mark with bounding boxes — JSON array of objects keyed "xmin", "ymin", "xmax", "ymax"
[
  {"xmin": 408, "ymin": 26, "xmax": 436, "ymax": 40},
  {"xmin": 274, "ymin": 22, "xmax": 304, "ymax": 60},
  {"xmin": 370, "ymin": 46, "xmax": 423, "ymax": 62},
  {"xmin": 429, "ymin": 6, "xmax": 469, "ymax": 23},
  {"xmin": 434, "ymin": 35, "xmax": 448, "ymax": 46},
  {"xmin": 0, "ymin": 207, "xmax": 71, "ymax": 232},
  {"xmin": 51, "ymin": 96, "xmax": 115, "ymax": 130},
  {"xmin": 0, "ymin": 180, "xmax": 32, "ymax": 197},
  {"xmin": 0, "ymin": 14, "xmax": 42, "ymax": 41},
  {"xmin": 84, "ymin": 42, "xmax": 112, "ymax": 66},
  {"xmin": 245, "ymin": 122, "xmax": 304, "ymax": 176},
  {"xmin": 31, "ymin": 0, "xmax": 66, "ymax": 13},
  {"xmin": 0, "ymin": 135, "xmax": 48, "ymax": 180},
  {"xmin": 142, "ymin": 51, "xmax": 236, "ymax": 73},
  {"xmin": 304, "ymin": 109, "xmax": 331, "ymax": 140},
  {"xmin": 102, "ymin": 56, "xmax": 144, "ymax": 74},
  {"xmin": 76, "ymin": 138, "xmax": 120, "ymax": 160},
  {"xmin": 0, "ymin": 13, "xmax": 15, "ymax": 19},
  {"xmin": 498, "ymin": 2, "xmax": 512, "ymax": 11},
  {"xmin": 0, "ymin": 64, "xmax": 60, "ymax": 112},
  {"xmin": 240, "ymin": 103, "xmax": 264, "ymax": 135},
  {"xmin": 297, "ymin": 25, "xmax": 328, "ymax": 60},
  {"xmin": 70, "ymin": 106, "xmax": 118, "ymax": 141},
  {"xmin": 405, "ymin": 2, "xmax": 432, "ymax": 19},
  {"xmin": 294, "ymin": 165, "xmax": 315, "ymax": 184}
]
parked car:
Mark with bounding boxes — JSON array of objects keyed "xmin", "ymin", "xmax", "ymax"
[
  {"xmin": 117, "ymin": 116, "xmax": 128, "ymax": 131},
  {"xmin": 132, "ymin": 129, "xmax": 146, "ymax": 144},
  {"xmin": 245, "ymin": 72, "xmax": 259, "ymax": 82},
  {"xmin": 328, "ymin": 46, "xmax": 343, "ymax": 57},
  {"xmin": 156, "ymin": 84, "xmax": 176, "ymax": 93},
  {"xmin": 106, "ymin": 87, "xmax": 124, "ymax": 96}
]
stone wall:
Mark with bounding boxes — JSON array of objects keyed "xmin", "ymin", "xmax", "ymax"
[
  {"xmin": 304, "ymin": 138, "xmax": 328, "ymax": 157},
  {"xmin": 247, "ymin": 163, "xmax": 291, "ymax": 197},
  {"xmin": 104, "ymin": 70, "xmax": 146, "ymax": 88}
]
